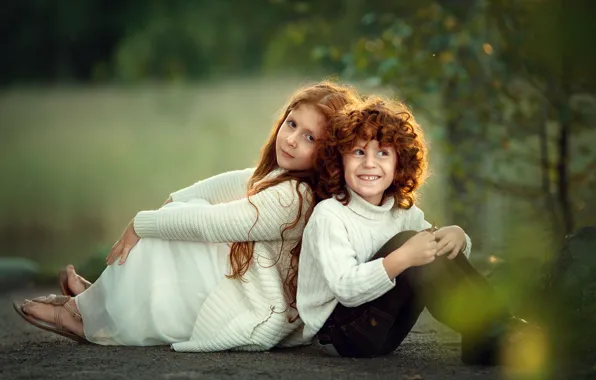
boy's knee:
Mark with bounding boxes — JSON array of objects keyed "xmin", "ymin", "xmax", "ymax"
[{"xmin": 372, "ymin": 230, "xmax": 419, "ymax": 259}]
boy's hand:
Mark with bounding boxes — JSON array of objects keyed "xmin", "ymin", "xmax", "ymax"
[
  {"xmin": 397, "ymin": 230, "xmax": 438, "ymax": 267},
  {"xmin": 434, "ymin": 225, "xmax": 466, "ymax": 259}
]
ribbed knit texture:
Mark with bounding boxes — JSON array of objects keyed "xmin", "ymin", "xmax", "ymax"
[
  {"xmin": 169, "ymin": 168, "xmax": 255, "ymax": 204},
  {"xmin": 133, "ymin": 168, "xmax": 313, "ymax": 352},
  {"xmin": 134, "ymin": 170, "xmax": 307, "ymax": 243},
  {"xmin": 297, "ymin": 188, "xmax": 472, "ymax": 342}
]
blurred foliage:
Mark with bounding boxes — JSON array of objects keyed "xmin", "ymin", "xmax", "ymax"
[
  {"xmin": 74, "ymin": 246, "xmax": 111, "ymax": 283},
  {"xmin": 490, "ymin": 226, "xmax": 596, "ymax": 369},
  {"xmin": 273, "ymin": 0, "xmax": 596, "ymax": 240},
  {"xmin": 2, "ymin": 0, "xmax": 296, "ymax": 82}
]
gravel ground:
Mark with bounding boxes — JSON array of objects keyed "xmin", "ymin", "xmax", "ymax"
[{"xmin": 0, "ymin": 286, "xmax": 514, "ymax": 380}]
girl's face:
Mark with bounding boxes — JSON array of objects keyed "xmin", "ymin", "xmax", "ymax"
[
  {"xmin": 275, "ymin": 104, "xmax": 326, "ymax": 171},
  {"xmin": 343, "ymin": 139, "xmax": 397, "ymax": 205}
]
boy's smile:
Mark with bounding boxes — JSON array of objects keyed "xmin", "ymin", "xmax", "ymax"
[{"xmin": 343, "ymin": 139, "xmax": 397, "ymax": 205}]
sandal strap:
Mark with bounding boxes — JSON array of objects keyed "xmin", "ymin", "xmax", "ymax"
[
  {"xmin": 31, "ymin": 294, "xmax": 82, "ymax": 321},
  {"xmin": 32, "ymin": 294, "xmax": 69, "ymax": 306},
  {"xmin": 54, "ymin": 304, "xmax": 63, "ymax": 331},
  {"xmin": 62, "ymin": 301, "xmax": 82, "ymax": 321}
]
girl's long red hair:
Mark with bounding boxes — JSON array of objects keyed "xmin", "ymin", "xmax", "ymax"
[
  {"xmin": 226, "ymin": 81, "xmax": 361, "ymax": 309},
  {"xmin": 314, "ymin": 96, "xmax": 429, "ymax": 209}
]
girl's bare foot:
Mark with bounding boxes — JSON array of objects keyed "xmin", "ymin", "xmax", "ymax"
[
  {"xmin": 21, "ymin": 296, "xmax": 85, "ymax": 337},
  {"xmin": 65, "ymin": 265, "xmax": 92, "ymax": 296}
]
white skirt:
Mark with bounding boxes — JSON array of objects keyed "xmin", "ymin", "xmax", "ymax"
[{"xmin": 75, "ymin": 200, "xmax": 231, "ymax": 346}]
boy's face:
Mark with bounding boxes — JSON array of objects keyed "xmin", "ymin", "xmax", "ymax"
[{"xmin": 343, "ymin": 139, "xmax": 397, "ymax": 205}]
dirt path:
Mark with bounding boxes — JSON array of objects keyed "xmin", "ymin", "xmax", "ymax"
[{"xmin": 1, "ymin": 286, "xmax": 505, "ymax": 380}]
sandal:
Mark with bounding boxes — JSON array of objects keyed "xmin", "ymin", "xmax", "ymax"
[
  {"xmin": 58, "ymin": 267, "xmax": 92, "ymax": 297},
  {"xmin": 13, "ymin": 294, "xmax": 88, "ymax": 343}
]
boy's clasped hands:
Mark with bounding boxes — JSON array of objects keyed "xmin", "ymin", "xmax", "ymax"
[{"xmin": 399, "ymin": 225, "xmax": 467, "ymax": 267}]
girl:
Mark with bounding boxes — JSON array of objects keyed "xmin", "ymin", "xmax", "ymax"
[
  {"xmin": 13, "ymin": 81, "xmax": 361, "ymax": 352},
  {"xmin": 296, "ymin": 97, "xmax": 533, "ymax": 365}
]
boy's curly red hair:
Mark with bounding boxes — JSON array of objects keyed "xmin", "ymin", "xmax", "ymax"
[
  {"xmin": 226, "ymin": 80, "xmax": 361, "ymax": 313},
  {"xmin": 314, "ymin": 96, "xmax": 428, "ymax": 209}
]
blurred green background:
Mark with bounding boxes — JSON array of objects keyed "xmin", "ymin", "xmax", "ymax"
[{"xmin": 1, "ymin": 0, "xmax": 595, "ymax": 375}]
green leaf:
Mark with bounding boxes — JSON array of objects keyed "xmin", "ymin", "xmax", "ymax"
[
  {"xmin": 378, "ymin": 57, "xmax": 398, "ymax": 75},
  {"xmin": 362, "ymin": 13, "xmax": 376, "ymax": 25},
  {"xmin": 311, "ymin": 46, "xmax": 328, "ymax": 61}
]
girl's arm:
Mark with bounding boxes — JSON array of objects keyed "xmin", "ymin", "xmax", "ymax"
[
  {"xmin": 133, "ymin": 180, "xmax": 312, "ymax": 243},
  {"xmin": 300, "ymin": 213, "xmax": 396, "ymax": 308},
  {"xmin": 405, "ymin": 205, "xmax": 472, "ymax": 258},
  {"xmin": 169, "ymin": 168, "xmax": 255, "ymax": 204}
]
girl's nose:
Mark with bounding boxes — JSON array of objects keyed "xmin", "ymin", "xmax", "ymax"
[{"xmin": 286, "ymin": 135, "xmax": 297, "ymax": 148}]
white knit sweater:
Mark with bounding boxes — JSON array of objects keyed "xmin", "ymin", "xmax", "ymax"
[
  {"xmin": 133, "ymin": 168, "xmax": 312, "ymax": 351},
  {"xmin": 169, "ymin": 167, "xmax": 255, "ymax": 204},
  {"xmin": 296, "ymin": 188, "xmax": 472, "ymax": 341}
]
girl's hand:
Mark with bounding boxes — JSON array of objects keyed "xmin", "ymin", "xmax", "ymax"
[
  {"xmin": 105, "ymin": 196, "xmax": 171, "ymax": 266},
  {"xmin": 434, "ymin": 225, "xmax": 467, "ymax": 260},
  {"xmin": 106, "ymin": 221, "xmax": 140, "ymax": 265}
]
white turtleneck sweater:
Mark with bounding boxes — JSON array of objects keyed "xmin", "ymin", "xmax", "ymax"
[
  {"xmin": 132, "ymin": 168, "xmax": 313, "ymax": 352},
  {"xmin": 296, "ymin": 188, "xmax": 472, "ymax": 341}
]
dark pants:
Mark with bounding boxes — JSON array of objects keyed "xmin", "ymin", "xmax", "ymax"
[{"xmin": 316, "ymin": 230, "xmax": 509, "ymax": 358}]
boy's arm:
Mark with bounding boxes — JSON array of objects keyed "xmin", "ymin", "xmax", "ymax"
[{"xmin": 300, "ymin": 213, "xmax": 396, "ymax": 308}]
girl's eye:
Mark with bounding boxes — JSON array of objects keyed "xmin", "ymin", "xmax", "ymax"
[
  {"xmin": 305, "ymin": 135, "xmax": 315, "ymax": 143},
  {"xmin": 353, "ymin": 149, "xmax": 364, "ymax": 156},
  {"xmin": 378, "ymin": 150, "xmax": 390, "ymax": 156},
  {"xmin": 287, "ymin": 120, "xmax": 297, "ymax": 128}
]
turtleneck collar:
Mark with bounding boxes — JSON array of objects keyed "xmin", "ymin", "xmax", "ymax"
[
  {"xmin": 254, "ymin": 167, "xmax": 288, "ymax": 185},
  {"xmin": 340, "ymin": 187, "xmax": 395, "ymax": 220},
  {"xmin": 267, "ymin": 167, "xmax": 287, "ymax": 179}
]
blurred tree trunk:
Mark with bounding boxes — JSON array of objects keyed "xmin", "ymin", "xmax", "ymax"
[
  {"xmin": 552, "ymin": 80, "xmax": 574, "ymax": 235},
  {"xmin": 443, "ymin": 77, "xmax": 484, "ymax": 242}
]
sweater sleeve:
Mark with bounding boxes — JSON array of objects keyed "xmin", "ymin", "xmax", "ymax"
[
  {"xmin": 301, "ymin": 213, "xmax": 396, "ymax": 308},
  {"xmin": 406, "ymin": 205, "xmax": 472, "ymax": 258},
  {"xmin": 133, "ymin": 179, "xmax": 312, "ymax": 243},
  {"xmin": 169, "ymin": 168, "xmax": 255, "ymax": 204}
]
